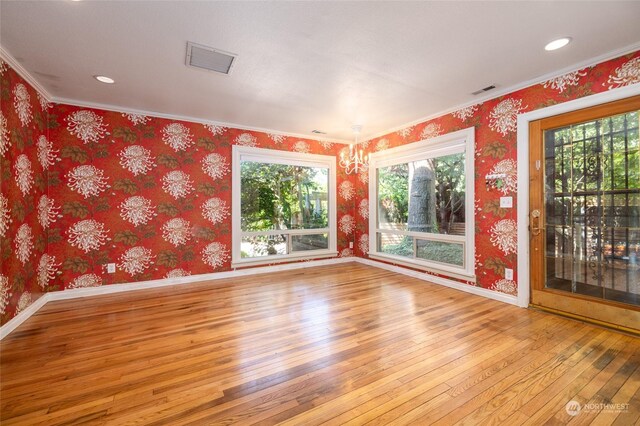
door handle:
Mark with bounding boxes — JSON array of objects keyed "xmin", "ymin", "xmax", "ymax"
[{"xmin": 530, "ymin": 209, "xmax": 543, "ymax": 236}]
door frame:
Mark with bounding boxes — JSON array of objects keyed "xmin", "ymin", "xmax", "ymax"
[{"xmin": 515, "ymin": 83, "xmax": 640, "ymax": 308}]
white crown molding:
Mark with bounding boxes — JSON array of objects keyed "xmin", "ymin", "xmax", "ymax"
[
  {"xmin": 52, "ymin": 96, "xmax": 352, "ymax": 145},
  {"xmin": 0, "ymin": 46, "xmax": 54, "ymax": 102},
  {"xmin": 362, "ymin": 41, "xmax": 640, "ymax": 143},
  {"xmin": 0, "ymin": 45, "xmax": 351, "ymax": 145},
  {"xmin": 0, "ymin": 255, "xmax": 522, "ymax": 340}
]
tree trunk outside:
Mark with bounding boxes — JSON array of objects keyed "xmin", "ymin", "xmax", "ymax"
[{"xmin": 408, "ymin": 165, "xmax": 436, "ymax": 233}]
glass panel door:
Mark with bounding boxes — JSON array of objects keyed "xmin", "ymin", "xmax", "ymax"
[{"xmin": 543, "ymin": 110, "xmax": 640, "ymax": 306}]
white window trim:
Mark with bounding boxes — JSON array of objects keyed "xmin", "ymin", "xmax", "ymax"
[
  {"xmin": 368, "ymin": 127, "xmax": 476, "ymax": 279},
  {"xmin": 232, "ymin": 146, "xmax": 337, "ymax": 268}
]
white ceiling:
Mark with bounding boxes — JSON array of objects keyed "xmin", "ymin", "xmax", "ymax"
[{"xmin": 1, "ymin": 1, "xmax": 639, "ymax": 141}]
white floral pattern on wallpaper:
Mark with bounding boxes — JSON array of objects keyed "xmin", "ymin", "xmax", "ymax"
[
  {"xmin": 375, "ymin": 138, "xmax": 390, "ymax": 152},
  {"xmin": 339, "ymin": 181, "xmax": 355, "ymax": 201},
  {"xmin": 165, "ymin": 268, "xmax": 191, "ymax": 278},
  {"xmin": 0, "ymin": 194, "xmax": 11, "ymax": 238},
  {"xmin": 119, "ymin": 196, "xmax": 156, "ymax": 227},
  {"xmin": 119, "ymin": 145, "xmax": 156, "ymax": 176},
  {"xmin": 490, "ymin": 219, "xmax": 517, "ymax": 255},
  {"xmin": 67, "ymin": 219, "xmax": 110, "ymax": 253},
  {"xmin": 358, "ymin": 199, "xmax": 369, "ymax": 219},
  {"xmin": 66, "ymin": 110, "xmax": 108, "ymax": 143},
  {"xmin": 37, "ymin": 195, "xmax": 60, "ymax": 229},
  {"xmin": 607, "ymin": 57, "xmax": 640, "ymax": 89},
  {"xmin": 0, "ymin": 275, "xmax": 11, "ymax": 315},
  {"xmin": 340, "ymin": 248, "xmax": 353, "ymax": 257},
  {"xmin": 293, "ymin": 140, "xmax": 311, "ymax": 153},
  {"xmin": 202, "ymin": 197, "xmax": 230, "ymax": 225},
  {"xmin": 490, "ymin": 278, "xmax": 517, "ymax": 296},
  {"xmin": 0, "ymin": 111, "xmax": 10, "ymax": 156},
  {"xmin": 358, "ymin": 233, "xmax": 369, "ymax": 254},
  {"xmin": 13, "ymin": 83, "xmax": 32, "ymax": 127},
  {"xmin": 488, "ymin": 98, "xmax": 527, "ymax": 136},
  {"xmin": 202, "ymin": 153, "xmax": 230, "ymax": 180},
  {"xmin": 235, "ymin": 133, "xmax": 257, "ymax": 147},
  {"xmin": 542, "ymin": 69, "xmax": 588, "ymax": 93},
  {"xmin": 119, "ymin": 247, "xmax": 154, "ymax": 276},
  {"xmin": 162, "ymin": 170, "xmax": 194, "ymax": 199},
  {"xmin": 452, "ymin": 104, "xmax": 479, "ymax": 121},
  {"xmin": 14, "ymin": 154, "xmax": 34, "ymax": 196},
  {"xmin": 67, "ymin": 274, "xmax": 102, "ymax": 289},
  {"xmin": 204, "ymin": 124, "xmax": 227, "ymax": 136},
  {"xmin": 122, "ymin": 113, "xmax": 150, "ymax": 125},
  {"xmin": 162, "ymin": 218, "xmax": 192, "ymax": 247},
  {"xmin": 14, "ymin": 223, "xmax": 34, "ymax": 266},
  {"xmin": 37, "ymin": 92, "xmax": 51, "ymax": 111},
  {"xmin": 15, "ymin": 292, "xmax": 31, "ymax": 315},
  {"xmin": 396, "ymin": 126, "xmax": 414, "ymax": 139},
  {"xmin": 202, "ymin": 242, "xmax": 229, "ymax": 268},
  {"xmin": 37, "ymin": 254, "xmax": 60, "ymax": 289},
  {"xmin": 268, "ymin": 133, "xmax": 285, "ymax": 144},
  {"xmin": 162, "ymin": 123, "xmax": 193, "ymax": 151},
  {"xmin": 420, "ymin": 123, "xmax": 443, "ymax": 140},
  {"xmin": 67, "ymin": 165, "xmax": 110, "ymax": 198},
  {"xmin": 339, "ymin": 214, "xmax": 355, "ymax": 234},
  {"xmin": 36, "ymin": 135, "xmax": 59, "ymax": 170}
]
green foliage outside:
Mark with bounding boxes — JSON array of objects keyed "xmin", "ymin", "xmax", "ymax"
[{"xmin": 241, "ymin": 162, "xmax": 329, "ymax": 232}]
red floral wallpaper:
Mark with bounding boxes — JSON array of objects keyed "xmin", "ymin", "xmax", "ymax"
[
  {"xmin": 353, "ymin": 51, "xmax": 640, "ymax": 297},
  {"xmin": 1, "ymin": 51, "xmax": 638, "ymax": 326},
  {"xmin": 0, "ymin": 61, "xmax": 355, "ymax": 325},
  {"xmin": 1, "ymin": 61, "xmax": 51, "ymax": 322}
]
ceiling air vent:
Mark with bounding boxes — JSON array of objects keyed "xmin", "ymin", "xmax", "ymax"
[
  {"xmin": 311, "ymin": 130, "xmax": 327, "ymax": 134},
  {"xmin": 471, "ymin": 84, "xmax": 496, "ymax": 95},
  {"xmin": 186, "ymin": 42, "xmax": 237, "ymax": 75}
]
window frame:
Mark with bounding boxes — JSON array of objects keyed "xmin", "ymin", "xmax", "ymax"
[
  {"xmin": 368, "ymin": 127, "xmax": 476, "ymax": 279},
  {"xmin": 232, "ymin": 145, "xmax": 337, "ymax": 267}
]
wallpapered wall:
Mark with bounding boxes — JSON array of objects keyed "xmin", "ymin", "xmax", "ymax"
[
  {"xmin": 1, "ymin": 51, "xmax": 639, "ymax": 326},
  {"xmin": 352, "ymin": 51, "xmax": 640, "ymax": 296},
  {"xmin": 0, "ymin": 62, "xmax": 356, "ymax": 325}
]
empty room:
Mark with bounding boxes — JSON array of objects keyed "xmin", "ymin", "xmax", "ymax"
[{"xmin": 1, "ymin": 1, "xmax": 639, "ymax": 424}]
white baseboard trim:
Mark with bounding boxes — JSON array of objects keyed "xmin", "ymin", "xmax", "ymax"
[
  {"xmin": 353, "ymin": 257, "xmax": 521, "ymax": 307},
  {"xmin": 0, "ymin": 293, "xmax": 52, "ymax": 341},
  {"xmin": 0, "ymin": 255, "xmax": 520, "ymax": 340}
]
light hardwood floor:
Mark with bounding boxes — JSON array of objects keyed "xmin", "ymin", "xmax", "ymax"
[{"xmin": 1, "ymin": 263, "xmax": 639, "ymax": 425}]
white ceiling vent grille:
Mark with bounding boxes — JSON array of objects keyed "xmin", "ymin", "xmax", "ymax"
[{"xmin": 186, "ymin": 42, "xmax": 237, "ymax": 75}]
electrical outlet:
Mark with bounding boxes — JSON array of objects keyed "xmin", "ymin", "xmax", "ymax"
[
  {"xmin": 107, "ymin": 263, "xmax": 116, "ymax": 274},
  {"xmin": 505, "ymin": 268, "xmax": 513, "ymax": 280},
  {"xmin": 500, "ymin": 196, "xmax": 513, "ymax": 208},
  {"xmin": 349, "ymin": 242, "xmax": 354, "ymax": 249}
]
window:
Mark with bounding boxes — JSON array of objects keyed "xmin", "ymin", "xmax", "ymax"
[
  {"xmin": 232, "ymin": 146, "xmax": 337, "ymax": 267},
  {"xmin": 369, "ymin": 127, "xmax": 475, "ymax": 278}
]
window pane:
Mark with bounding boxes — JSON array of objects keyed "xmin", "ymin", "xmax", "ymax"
[
  {"xmin": 292, "ymin": 234, "xmax": 329, "ymax": 252},
  {"xmin": 241, "ymin": 234, "xmax": 287, "ymax": 258},
  {"xmin": 241, "ymin": 162, "xmax": 329, "ymax": 232},
  {"xmin": 377, "ymin": 153, "xmax": 465, "ymax": 235},
  {"xmin": 377, "ymin": 233, "xmax": 413, "ymax": 258},
  {"xmin": 416, "ymin": 239, "xmax": 464, "ymax": 267}
]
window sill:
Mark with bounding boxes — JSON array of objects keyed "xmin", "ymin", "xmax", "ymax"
[
  {"xmin": 232, "ymin": 251, "xmax": 339, "ymax": 269},
  {"xmin": 368, "ymin": 253, "xmax": 476, "ymax": 282}
]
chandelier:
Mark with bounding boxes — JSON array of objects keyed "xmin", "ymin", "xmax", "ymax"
[{"xmin": 339, "ymin": 125, "xmax": 368, "ymax": 175}]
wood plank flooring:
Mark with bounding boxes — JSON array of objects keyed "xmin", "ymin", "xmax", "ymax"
[{"xmin": 1, "ymin": 263, "xmax": 639, "ymax": 425}]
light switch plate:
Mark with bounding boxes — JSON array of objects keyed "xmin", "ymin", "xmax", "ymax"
[
  {"xmin": 505, "ymin": 268, "xmax": 513, "ymax": 280},
  {"xmin": 500, "ymin": 196, "xmax": 513, "ymax": 208},
  {"xmin": 107, "ymin": 263, "xmax": 116, "ymax": 273},
  {"xmin": 349, "ymin": 242, "xmax": 354, "ymax": 249}
]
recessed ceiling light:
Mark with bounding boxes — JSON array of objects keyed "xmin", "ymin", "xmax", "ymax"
[
  {"xmin": 94, "ymin": 75, "xmax": 115, "ymax": 84},
  {"xmin": 545, "ymin": 37, "xmax": 571, "ymax": 51}
]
